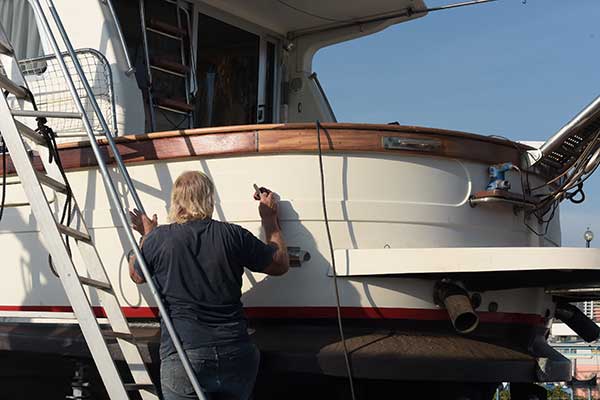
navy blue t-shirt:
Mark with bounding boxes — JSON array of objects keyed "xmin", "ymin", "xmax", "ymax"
[{"xmin": 134, "ymin": 219, "xmax": 275, "ymax": 358}]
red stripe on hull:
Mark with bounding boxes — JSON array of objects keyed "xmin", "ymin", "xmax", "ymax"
[
  {"xmin": 0, "ymin": 305, "xmax": 160, "ymax": 318},
  {"xmin": 0, "ymin": 305, "xmax": 545, "ymax": 326}
]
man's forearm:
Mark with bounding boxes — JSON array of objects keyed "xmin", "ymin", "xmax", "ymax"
[
  {"xmin": 128, "ymin": 255, "xmax": 146, "ymax": 284},
  {"xmin": 262, "ymin": 217, "xmax": 289, "ymax": 268},
  {"xmin": 128, "ymin": 236, "xmax": 147, "ymax": 284}
]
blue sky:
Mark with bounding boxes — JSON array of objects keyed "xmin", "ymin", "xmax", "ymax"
[{"xmin": 314, "ymin": 0, "xmax": 600, "ymax": 247}]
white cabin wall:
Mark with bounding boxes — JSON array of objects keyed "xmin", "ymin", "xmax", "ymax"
[
  {"xmin": 37, "ymin": 0, "xmax": 145, "ymax": 135},
  {"xmin": 284, "ymin": 8, "xmax": 427, "ymax": 123}
]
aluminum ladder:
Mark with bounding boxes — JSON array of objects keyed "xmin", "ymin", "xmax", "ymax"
[
  {"xmin": 0, "ymin": 0, "xmax": 207, "ymax": 398},
  {"xmin": 140, "ymin": 0, "xmax": 194, "ymax": 131},
  {"xmin": 0, "ymin": 27, "xmax": 157, "ymax": 400}
]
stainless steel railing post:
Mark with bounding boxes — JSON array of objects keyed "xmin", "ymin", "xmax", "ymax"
[{"xmin": 100, "ymin": 0, "xmax": 135, "ymax": 76}]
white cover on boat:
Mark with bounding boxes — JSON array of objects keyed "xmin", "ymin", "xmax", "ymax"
[
  {"xmin": 0, "ymin": 0, "xmax": 43, "ymax": 59},
  {"xmin": 200, "ymin": 0, "xmax": 427, "ymax": 34}
]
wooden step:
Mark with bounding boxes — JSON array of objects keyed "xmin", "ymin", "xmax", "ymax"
[
  {"xmin": 147, "ymin": 19, "xmax": 186, "ymax": 39},
  {"xmin": 0, "ymin": 74, "xmax": 28, "ymax": 99},
  {"xmin": 36, "ymin": 172, "xmax": 68, "ymax": 194},
  {"xmin": 15, "ymin": 121, "xmax": 47, "ymax": 147},
  {"xmin": 57, "ymin": 224, "xmax": 92, "ymax": 243},
  {"xmin": 79, "ymin": 276, "xmax": 112, "ymax": 292},
  {"xmin": 101, "ymin": 330, "xmax": 135, "ymax": 341},
  {"xmin": 150, "ymin": 57, "xmax": 189, "ymax": 77},
  {"xmin": 155, "ymin": 97, "xmax": 194, "ymax": 114},
  {"xmin": 124, "ymin": 383, "xmax": 156, "ymax": 392}
]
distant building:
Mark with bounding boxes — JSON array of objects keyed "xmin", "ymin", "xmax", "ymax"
[
  {"xmin": 551, "ymin": 323, "xmax": 600, "ymax": 398},
  {"xmin": 576, "ymin": 301, "xmax": 600, "ymax": 321}
]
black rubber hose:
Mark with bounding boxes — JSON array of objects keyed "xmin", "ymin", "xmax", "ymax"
[
  {"xmin": 555, "ymin": 303, "xmax": 600, "ymax": 343},
  {"xmin": 316, "ymin": 121, "xmax": 357, "ymax": 400}
]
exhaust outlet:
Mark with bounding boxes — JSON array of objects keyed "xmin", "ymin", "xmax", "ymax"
[
  {"xmin": 555, "ymin": 303, "xmax": 600, "ymax": 343},
  {"xmin": 287, "ymin": 247, "xmax": 311, "ymax": 267},
  {"xmin": 434, "ymin": 281, "xmax": 479, "ymax": 334}
]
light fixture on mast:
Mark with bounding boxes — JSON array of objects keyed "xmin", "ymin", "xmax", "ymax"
[{"xmin": 584, "ymin": 227, "xmax": 594, "ymax": 248}]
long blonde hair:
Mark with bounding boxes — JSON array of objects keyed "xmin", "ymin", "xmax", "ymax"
[{"xmin": 168, "ymin": 171, "xmax": 215, "ymax": 224}]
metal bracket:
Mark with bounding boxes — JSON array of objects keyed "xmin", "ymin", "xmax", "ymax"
[{"xmin": 382, "ymin": 136, "xmax": 442, "ymax": 152}]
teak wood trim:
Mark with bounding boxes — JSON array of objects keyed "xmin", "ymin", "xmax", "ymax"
[{"xmin": 0, "ymin": 123, "xmax": 531, "ymax": 176}]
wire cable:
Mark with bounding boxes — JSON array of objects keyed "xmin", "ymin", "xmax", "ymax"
[
  {"xmin": 38, "ymin": 117, "xmax": 74, "ymax": 278},
  {"xmin": 288, "ymin": 0, "xmax": 502, "ymax": 40},
  {"xmin": 316, "ymin": 121, "xmax": 357, "ymax": 400},
  {"xmin": 0, "ymin": 136, "xmax": 6, "ymax": 222},
  {"xmin": 25, "ymin": 87, "xmax": 75, "ymax": 278},
  {"xmin": 275, "ymin": 0, "xmax": 341, "ymax": 22},
  {"xmin": 0, "ymin": 90, "xmax": 10, "ymax": 222}
]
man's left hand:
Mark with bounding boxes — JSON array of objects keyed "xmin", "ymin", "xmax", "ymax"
[{"xmin": 129, "ymin": 208, "xmax": 158, "ymax": 236}]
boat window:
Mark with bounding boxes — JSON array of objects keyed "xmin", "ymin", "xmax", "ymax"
[
  {"xmin": 257, "ymin": 40, "xmax": 276, "ymax": 124},
  {"xmin": 0, "ymin": 0, "xmax": 44, "ymax": 59},
  {"xmin": 194, "ymin": 14, "xmax": 259, "ymax": 128},
  {"xmin": 113, "ymin": 0, "xmax": 277, "ymax": 132}
]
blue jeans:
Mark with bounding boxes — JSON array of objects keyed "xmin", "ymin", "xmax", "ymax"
[{"xmin": 160, "ymin": 341, "xmax": 260, "ymax": 400}]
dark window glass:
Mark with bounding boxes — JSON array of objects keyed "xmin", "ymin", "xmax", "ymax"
[
  {"xmin": 263, "ymin": 42, "xmax": 275, "ymax": 124},
  {"xmin": 194, "ymin": 14, "xmax": 259, "ymax": 128}
]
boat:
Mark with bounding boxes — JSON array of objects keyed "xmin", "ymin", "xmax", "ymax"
[{"xmin": 0, "ymin": 0, "xmax": 599, "ymax": 398}]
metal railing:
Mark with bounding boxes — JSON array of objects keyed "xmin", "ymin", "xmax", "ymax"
[
  {"xmin": 17, "ymin": 49, "xmax": 117, "ymax": 139},
  {"xmin": 100, "ymin": 0, "xmax": 135, "ymax": 75}
]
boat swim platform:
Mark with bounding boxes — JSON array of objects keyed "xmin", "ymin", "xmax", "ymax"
[{"xmin": 331, "ymin": 247, "xmax": 600, "ymax": 293}]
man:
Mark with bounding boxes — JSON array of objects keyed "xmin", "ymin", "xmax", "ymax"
[{"xmin": 128, "ymin": 171, "xmax": 289, "ymax": 400}]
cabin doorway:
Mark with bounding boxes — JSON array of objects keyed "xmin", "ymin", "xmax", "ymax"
[
  {"xmin": 113, "ymin": 0, "xmax": 279, "ymax": 132},
  {"xmin": 194, "ymin": 14, "xmax": 277, "ymax": 128},
  {"xmin": 194, "ymin": 14, "xmax": 259, "ymax": 128}
]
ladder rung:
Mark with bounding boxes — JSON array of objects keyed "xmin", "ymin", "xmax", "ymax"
[
  {"xmin": 155, "ymin": 97, "xmax": 193, "ymax": 114},
  {"xmin": 15, "ymin": 121, "xmax": 47, "ymax": 146},
  {"xmin": 12, "ymin": 109, "xmax": 82, "ymax": 119},
  {"xmin": 0, "ymin": 74, "xmax": 28, "ymax": 99},
  {"xmin": 5, "ymin": 180, "xmax": 21, "ymax": 185},
  {"xmin": 146, "ymin": 19, "xmax": 186, "ymax": 39},
  {"xmin": 37, "ymin": 172, "xmax": 68, "ymax": 194},
  {"xmin": 57, "ymin": 224, "xmax": 92, "ymax": 243},
  {"xmin": 150, "ymin": 65, "xmax": 186, "ymax": 78},
  {"xmin": 124, "ymin": 383, "xmax": 155, "ymax": 391},
  {"xmin": 102, "ymin": 330, "xmax": 135, "ymax": 341},
  {"xmin": 150, "ymin": 57, "xmax": 189, "ymax": 77},
  {"xmin": 79, "ymin": 276, "xmax": 113, "ymax": 291}
]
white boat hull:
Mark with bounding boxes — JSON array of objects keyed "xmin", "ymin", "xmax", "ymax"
[
  {"xmin": 0, "ymin": 151, "xmax": 562, "ymax": 319},
  {"xmin": 0, "ymin": 123, "xmax": 592, "ymax": 383}
]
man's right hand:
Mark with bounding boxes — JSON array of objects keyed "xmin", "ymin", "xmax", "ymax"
[
  {"xmin": 255, "ymin": 189, "xmax": 289, "ymax": 276},
  {"xmin": 258, "ymin": 191, "xmax": 278, "ymax": 221},
  {"xmin": 129, "ymin": 208, "xmax": 158, "ymax": 236}
]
